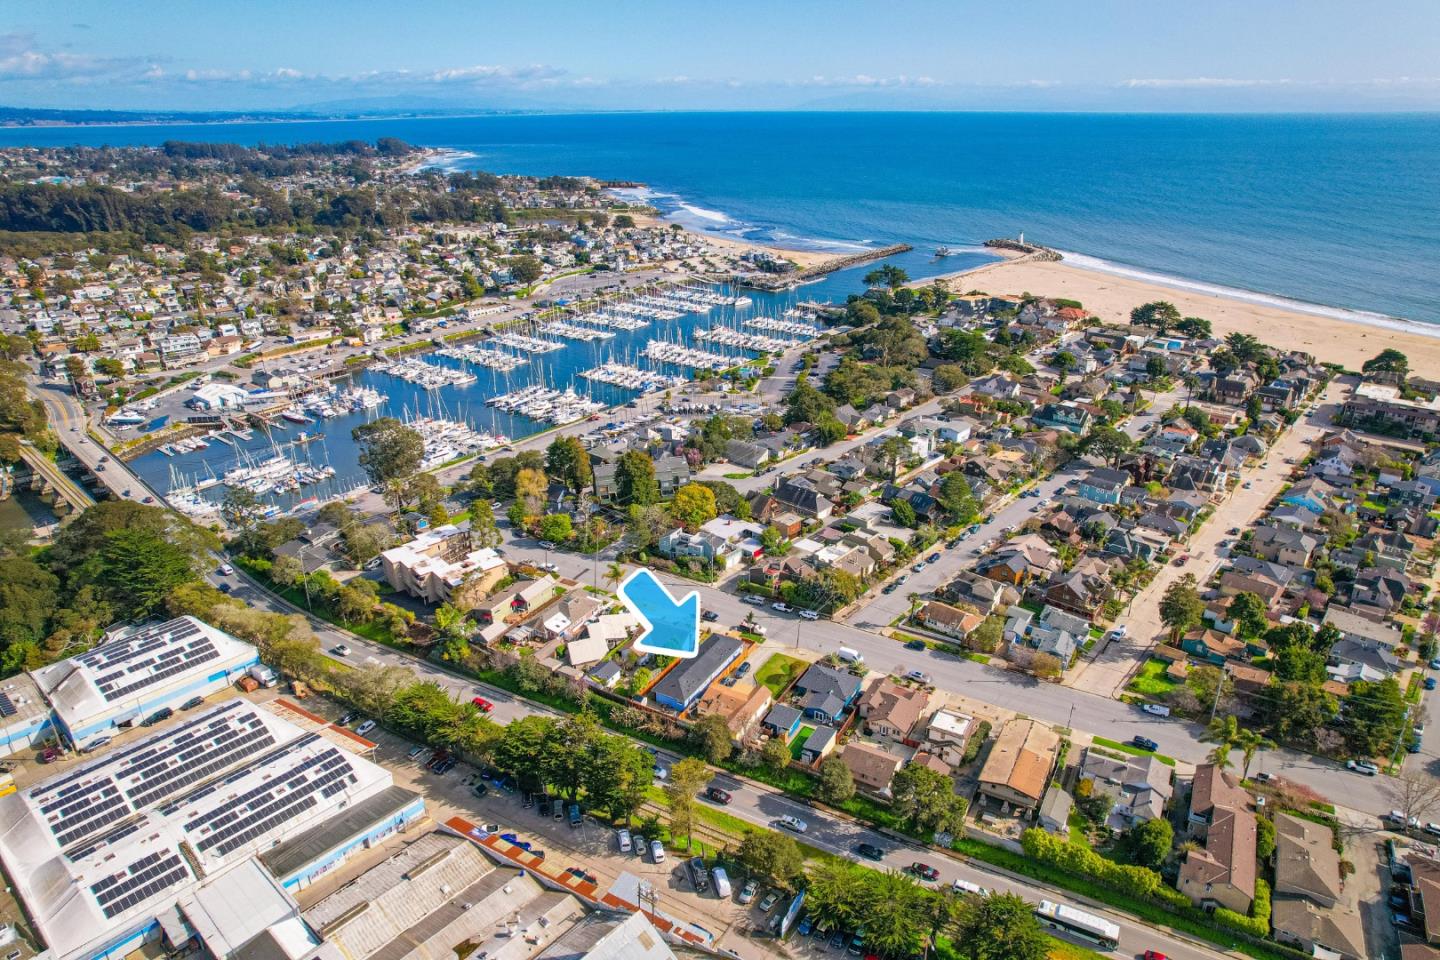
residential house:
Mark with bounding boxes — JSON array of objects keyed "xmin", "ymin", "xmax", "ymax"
[
  {"xmin": 1033, "ymin": 402, "xmax": 1093, "ymax": 436},
  {"xmin": 1078, "ymin": 467, "xmax": 1130, "ymax": 505},
  {"xmin": 1270, "ymin": 813, "xmax": 1365, "ymax": 960},
  {"xmin": 1281, "ymin": 477, "xmax": 1334, "ymax": 515},
  {"xmin": 657, "ymin": 528, "xmax": 736, "ymax": 569},
  {"xmin": 762, "ymin": 704, "xmax": 805, "ymax": 743},
  {"xmin": 693, "ymin": 681, "xmax": 773, "ymax": 743},
  {"xmin": 1038, "ymin": 787, "xmax": 1075, "ymax": 836},
  {"xmin": 1349, "ymin": 566, "xmax": 1411, "ymax": 619},
  {"xmin": 924, "ymin": 709, "xmax": 976, "ymax": 768},
  {"xmin": 916, "ymin": 601, "xmax": 984, "ymax": 641},
  {"xmin": 1212, "ymin": 370, "xmax": 1259, "ymax": 405},
  {"xmin": 939, "ymin": 571, "xmax": 1018, "ymax": 615},
  {"xmin": 472, "ymin": 576, "xmax": 558, "ymax": 638},
  {"xmin": 1250, "ymin": 525, "xmax": 1319, "ymax": 568},
  {"xmin": 859, "ymin": 679, "xmax": 931, "ymax": 744},
  {"xmin": 1078, "ymin": 749, "xmax": 1173, "ymax": 828},
  {"xmin": 541, "ymin": 592, "xmax": 604, "ymax": 642},
  {"xmin": 381, "ymin": 523, "xmax": 509, "ymax": 609},
  {"xmin": 649, "ymin": 635, "xmax": 745, "ymax": 713},
  {"xmin": 799, "ymin": 725, "xmax": 839, "ymax": 764},
  {"xmin": 978, "ymin": 534, "xmax": 1058, "ymax": 586},
  {"xmin": 725, "ymin": 439, "xmax": 771, "ymax": 470},
  {"xmin": 1040, "ymin": 568, "xmax": 1111, "ymax": 619},
  {"xmin": 1323, "ymin": 604, "xmax": 1403, "ymax": 652},
  {"xmin": 772, "ymin": 478, "xmax": 835, "ymax": 520},
  {"xmin": 841, "ymin": 742, "xmax": 905, "ymax": 796},
  {"xmin": 1186, "ymin": 763, "xmax": 1253, "ymax": 839},
  {"xmin": 1178, "ymin": 801, "xmax": 1257, "ymax": 913},
  {"xmin": 1328, "ymin": 640, "xmax": 1403, "ymax": 682},
  {"xmin": 1180, "ymin": 628, "xmax": 1246, "ymax": 666},
  {"xmin": 793, "ymin": 664, "xmax": 864, "ymax": 723},
  {"xmin": 1217, "ymin": 570, "xmax": 1284, "ymax": 607},
  {"xmin": 976, "ymin": 718, "xmax": 1060, "ymax": 813}
]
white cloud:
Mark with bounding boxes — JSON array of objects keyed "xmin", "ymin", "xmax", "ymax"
[{"xmin": 0, "ymin": 32, "xmax": 158, "ymax": 83}]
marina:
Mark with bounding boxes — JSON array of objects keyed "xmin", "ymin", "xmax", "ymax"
[
  {"xmin": 434, "ymin": 344, "xmax": 528, "ymax": 372},
  {"xmin": 693, "ymin": 325, "xmax": 794, "ymax": 353},
  {"xmin": 745, "ymin": 314, "xmax": 822, "ymax": 337},
  {"xmin": 643, "ymin": 339, "xmax": 736, "ymax": 370},
  {"xmin": 578, "ymin": 362, "xmax": 688, "ymax": 393},
  {"xmin": 371, "ymin": 357, "xmax": 478, "ymax": 388},
  {"xmin": 122, "ymin": 268, "xmax": 889, "ymax": 519}
]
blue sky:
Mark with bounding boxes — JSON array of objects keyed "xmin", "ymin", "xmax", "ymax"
[{"xmin": 5, "ymin": 0, "xmax": 1439, "ymax": 112}]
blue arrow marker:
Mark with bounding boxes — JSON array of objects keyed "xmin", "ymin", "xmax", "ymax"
[{"xmin": 618, "ymin": 567, "xmax": 700, "ymax": 658}]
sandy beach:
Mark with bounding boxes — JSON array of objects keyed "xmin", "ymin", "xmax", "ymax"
[{"xmin": 940, "ymin": 255, "xmax": 1440, "ymax": 377}]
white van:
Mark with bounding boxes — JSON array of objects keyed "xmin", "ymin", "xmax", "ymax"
[
  {"xmin": 837, "ymin": 648, "xmax": 864, "ymax": 665},
  {"xmin": 617, "ymin": 828, "xmax": 632, "ymax": 854},
  {"xmin": 711, "ymin": 866, "xmax": 733, "ymax": 900}
]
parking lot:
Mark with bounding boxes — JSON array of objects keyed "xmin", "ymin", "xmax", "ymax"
[{"xmin": 312, "ymin": 699, "xmax": 795, "ymax": 959}]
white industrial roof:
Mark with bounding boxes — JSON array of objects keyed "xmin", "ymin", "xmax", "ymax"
[
  {"xmin": 30, "ymin": 616, "xmax": 257, "ymax": 732},
  {"xmin": 0, "ymin": 700, "xmax": 393, "ymax": 960}
]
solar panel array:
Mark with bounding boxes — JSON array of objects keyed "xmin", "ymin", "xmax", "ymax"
[
  {"xmin": 76, "ymin": 619, "xmax": 220, "ymax": 703},
  {"xmin": 32, "ymin": 701, "xmax": 280, "ymax": 851},
  {"xmin": 0, "ymin": 691, "xmax": 15, "ymax": 717},
  {"xmin": 184, "ymin": 734, "xmax": 359, "ymax": 859},
  {"xmin": 89, "ymin": 850, "xmax": 189, "ymax": 920}
]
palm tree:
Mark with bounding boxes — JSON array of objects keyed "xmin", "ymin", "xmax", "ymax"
[
  {"xmin": 604, "ymin": 562, "xmax": 625, "ymax": 589},
  {"xmin": 1203, "ymin": 715, "xmax": 1240, "ymax": 769},
  {"xmin": 1235, "ymin": 728, "xmax": 1275, "ymax": 779}
]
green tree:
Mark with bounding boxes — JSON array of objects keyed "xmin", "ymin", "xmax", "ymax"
[
  {"xmin": 688, "ymin": 713, "xmax": 735, "ymax": 764},
  {"xmin": 664, "ymin": 756, "xmax": 711, "ymax": 850},
  {"xmin": 1227, "ymin": 592, "xmax": 1270, "ymax": 641},
  {"xmin": 968, "ymin": 615, "xmax": 1005, "ymax": 654},
  {"xmin": 1129, "ymin": 301, "xmax": 1181, "ymax": 334},
  {"xmin": 1263, "ymin": 681, "xmax": 1337, "ymax": 749},
  {"xmin": 864, "ymin": 263, "xmax": 909, "ymax": 289},
  {"xmin": 738, "ymin": 830, "xmax": 806, "ymax": 889},
  {"xmin": 1128, "ymin": 817, "xmax": 1174, "ymax": 868},
  {"xmin": 615, "ymin": 450, "xmax": 659, "ymax": 506},
  {"xmin": 671, "ymin": 482, "xmax": 718, "ymax": 531},
  {"xmin": 538, "ymin": 513, "xmax": 573, "ymax": 543},
  {"xmin": 937, "ymin": 472, "xmax": 978, "ymax": 523},
  {"xmin": 79, "ymin": 528, "xmax": 199, "ymax": 619},
  {"xmin": 1235, "ymin": 728, "xmax": 1275, "ymax": 779},
  {"xmin": 1159, "ymin": 573, "xmax": 1203, "ymax": 641},
  {"xmin": 816, "ymin": 755, "xmax": 855, "ymax": 804},
  {"xmin": 933, "ymin": 364, "xmax": 968, "ymax": 393},
  {"xmin": 891, "ymin": 498, "xmax": 917, "ymax": 528},
  {"xmin": 814, "ymin": 416, "xmax": 847, "ymax": 445},
  {"xmin": 544, "ymin": 435, "xmax": 593, "ymax": 494},
  {"xmin": 352, "ymin": 417, "xmax": 424, "ymax": 488},
  {"xmin": 950, "ymin": 893, "xmax": 1049, "ymax": 960},
  {"xmin": 1345, "ymin": 677, "xmax": 1407, "ymax": 757},
  {"xmin": 877, "ymin": 434, "xmax": 911, "ymax": 480},
  {"xmin": 891, "ymin": 764, "xmax": 968, "ymax": 835},
  {"xmin": 1175, "ymin": 316, "xmax": 1212, "ymax": 338},
  {"xmin": 1081, "ymin": 425, "xmax": 1133, "ymax": 466},
  {"xmin": 1363, "ymin": 349, "xmax": 1409, "ymax": 375},
  {"xmin": 784, "ymin": 375, "xmax": 835, "ymax": 425},
  {"xmin": 761, "ymin": 735, "xmax": 791, "ymax": 771}
]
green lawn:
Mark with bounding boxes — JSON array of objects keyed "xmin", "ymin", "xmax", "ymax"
[
  {"xmin": 1092, "ymin": 736, "xmax": 1177, "ymax": 766},
  {"xmin": 755, "ymin": 653, "xmax": 807, "ymax": 697},
  {"xmin": 791, "ymin": 726, "xmax": 816, "ymax": 761},
  {"xmin": 1127, "ymin": 659, "xmax": 1182, "ymax": 697}
]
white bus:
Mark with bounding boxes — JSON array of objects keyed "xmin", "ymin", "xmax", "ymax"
[{"xmin": 1034, "ymin": 900, "xmax": 1120, "ymax": 950}]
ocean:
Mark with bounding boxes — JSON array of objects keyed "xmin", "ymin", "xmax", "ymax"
[{"xmin": 1, "ymin": 111, "xmax": 1436, "ymax": 322}]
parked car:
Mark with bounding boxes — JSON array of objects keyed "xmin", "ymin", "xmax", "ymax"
[
  {"xmin": 332, "ymin": 644, "xmax": 351, "ymax": 656},
  {"xmin": 649, "ymin": 839, "xmax": 666, "ymax": 863},
  {"xmin": 1141, "ymin": 703, "xmax": 1171, "ymax": 717},
  {"xmin": 1130, "ymin": 735, "xmax": 1159, "ymax": 752},
  {"xmin": 687, "ymin": 857, "xmax": 711, "ymax": 894},
  {"xmin": 338, "ymin": 712, "xmax": 357, "ymax": 726},
  {"xmin": 702, "ymin": 610, "xmax": 720, "ymax": 622},
  {"xmin": 905, "ymin": 670, "xmax": 931, "ymax": 684},
  {"xmin": 777, "ymin": 815, "xmax": 808, "ymax": 834},
  {"xmin": 758, "ymin": 890, "xmax": 780, "ymax": 912},
  {"xmin": 799, "ymin": 609, "xmax": 820, "ymax": 621},
  {"xmin": 1427, "ymin": 678, "xmax": 1437, "ymax": 691},
  {"xmin": 471, "ymin": 782, "xmax": 488, "ymax": 798},
  {"xmin": 1347, "ymin": 759, "xmax": 1380, "ymax": 776},
  {"xmin": 912, "ymin": 561, "xmax": 927, "ymax": 572},
  {"xmin": 738, "ymin": 879, "xmax": 758, "ymax": 904},
  {"xmin": 471, "ymin": 696, "xmax": 494, "ymax": 712},
  {"xmin": 355, "ymin": 719, "xmax": 377, "ymax": 736},
  {"xmin": 927, "ymin": 552, "xmax": 941, "ymax": 563},
  {"xmin": 1429, "ymin": 657, "xmax": 1440, "ymax": 670},
  {"xmin": 907, "ymin": 862, "xmax": 940, "ymax": 882},
  {"xmin": 772, "ymin": 602, "xmax": 793, "ymax": 613},
  {"xmin": 905, "ymin": 639, "xmax": 927, "ymax": 651},
  {"xmin": 855, "ymin": 842, "xmax": 885, "ymax": 861},
  {"xmin": 743, "ymin": 595, "xmax": 765, "ymax": 606},
  {"xmin": 81, "ymin": 737, "xmax": 111, "ymax": 754},
  {"xmin": 617, "ymin": 828, "xmax": 632, "ymax": 853},
  {"xmin": 143, "ymin": 707, "xmax": 174, "ymax": 727},
  {"xmin": 736, "ymin": 661, "xmax": 752, "ymax": 677},
  {"xmin": 181, "ymin": 696, "xmax": 205, "ymax": 710},
  {"xmin": 707, "ymin": 786, "xmax": 732, "ymax": 804},
  {"xmin": 882, "ymin": 583, "xmax": 900, "ymax": 595},
  {"xmin": 538, "ymin": 540, "xmax": 557, "ymax": 550},
  {"xmin": 653, "ymin": 763, "xmax": 669, "ymax": 781},
  {"xmin": 408, "ymin": 744, "xmax": 427, "ymax": 760},
  {"xmin": 218, "ymin": 563, "xmax": 234, "ymax": 575}
]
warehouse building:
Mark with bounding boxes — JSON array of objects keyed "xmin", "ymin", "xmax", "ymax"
[
  {"xmin": 29, "ymin": 616, "xmax": 261, "ymax": 748},
  {"xmin": 0, "ymin": 700, "xmax": 421, "ymax": 960},
  {"xmin": 0, "ymin": 672, "xmax": 56, "ymax": 759}
]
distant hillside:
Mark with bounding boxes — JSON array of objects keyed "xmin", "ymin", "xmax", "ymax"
[{"xmin": 0, "ymin": 106, "xmax": 319, "ymax": 127}]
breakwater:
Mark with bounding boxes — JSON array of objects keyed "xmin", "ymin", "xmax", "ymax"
[{"xmin": 732, "ymin": 243, "xmax": 914, "ymax": 291}]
